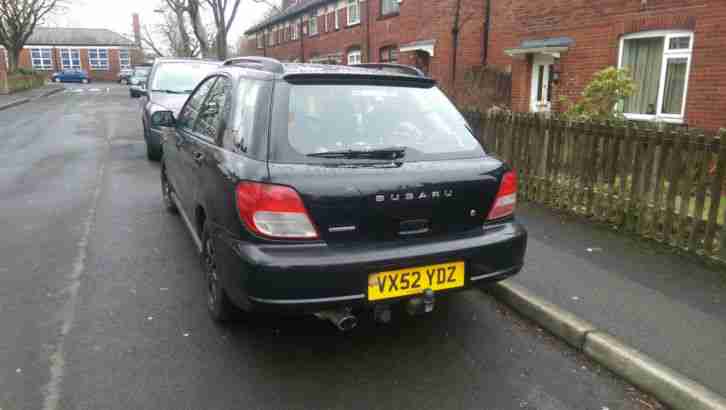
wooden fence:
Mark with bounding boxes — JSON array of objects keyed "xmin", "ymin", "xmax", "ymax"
[{"xmin": 469, "ymin": 111, "xmax": 726, "ymax": 262}]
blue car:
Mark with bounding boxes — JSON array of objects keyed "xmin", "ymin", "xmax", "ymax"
[{"xmin": 51, "ymin": 69, "xmax": 90, "ymax": 84}]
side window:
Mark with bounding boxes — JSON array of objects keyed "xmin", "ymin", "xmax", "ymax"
[
  {"xmin": 230, "ymin": 79, "xmax": 263, "ymax": 153},
  {"xmin": 193, "ymin": 76, "xmax": 232, "ymax": 143},
  {"xmin": 177, "ymin": 77, "xmax": 217, "ymax": 130}
]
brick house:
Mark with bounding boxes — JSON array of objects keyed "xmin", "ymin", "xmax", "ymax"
[
  {"xmin": 1, "ymin": 25, "xmax": 143, "ymax": 82},
  {"xmin": 488, "ymin": 0, "xmax": 726, "ymax": 131},
  {"xmin": 241, "ymin": 0, "xmax": 487, "ymax": 93},
  {"xmin": 242, "ymin": 0, "xmax": 726, "ymax": 130}
]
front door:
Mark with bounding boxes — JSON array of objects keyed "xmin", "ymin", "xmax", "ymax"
[{"xmin": 530, "ymin": 54, "xmax": 554, "ymax": 113}]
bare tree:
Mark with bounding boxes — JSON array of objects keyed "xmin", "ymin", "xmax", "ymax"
[
  {"xmin": 141, "ymin": 25, "xmax": 166, "ymax": 57},
  {"xmin": 204, "ymin": 0, "xmax": 242, "ymax": 60},
  {"xmin": 186, "ymin": 0, "xmax": 211, "ymax": 58},
  {"xmin": 0, "ymin": 0, "xmax": 66, "ymax": 72},
  {"xmin": 165, "ymin": 0, "xmax": 195, "ymax": 57}
]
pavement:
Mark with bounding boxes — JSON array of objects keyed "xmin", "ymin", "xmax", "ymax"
[
  {"xmin": 0, "ymin": 83, "xmax": 65, "ymax": 111},
  {"xmin": 0, "ymin": 83, "xmax": 662, "ymax": 410},
  {"xmin": 514, "ymin": 202, "xmax": 726, "ymax": 397}
]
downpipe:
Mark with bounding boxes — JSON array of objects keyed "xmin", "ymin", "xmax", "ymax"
[{"xmin": 315, "ymin": 308, "xmax": 358, "ymax": 332}]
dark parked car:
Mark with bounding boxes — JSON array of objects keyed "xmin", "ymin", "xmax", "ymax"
[
  {"xmin": 118, "ymin": 68, "xmax": 134, "ymax": 84},
  {"xmin": 51, "ymin": 69, "xmax": 90, "ymax": 84},
  {"xmin": 128, "ymin": 65, "xmax": 152, "ymax": 98},
  {"xmin": 152, "ymin": 58, "xmax": 527, "ymax": 329},
  {"xmin": 140, "ymin": 59, "xmax": 219, "ymax": 160}
]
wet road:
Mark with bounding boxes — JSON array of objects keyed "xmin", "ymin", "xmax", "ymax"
[{"xmin": 0, "ymin": 84, "xmax": 661, "ymax": 410}]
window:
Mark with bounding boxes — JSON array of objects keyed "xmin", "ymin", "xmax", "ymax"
[
  {"xmin": 380, "ymin": 46, "xmax": 398, "ymax": 63},
  {"xmin": 291, "ymin": 22, "xmax": 299, "ymax": 40},
  {"xmin": 335, "ymin": 7, "xmax": 340, "ymax": 29},
  {"xmin": 231, "ymin": 79, "xmax": 264, "ymax": 151},
  {"xmin": 257, "ymin": 34, "xmax": 264, "ymax": 48},
  {"xmin": 619, "ymin": 31, "xmax": 693, "ymax": 121},
  {"xmin": 381, "ymin": 0, "xmax": 399, "ymax": 15},
  {"xmin": 267, "ymin": 30, "xmax": 274, "ymax": 46},
  {"xmin": 194, "ymin": 77, "xmax": 231, "ymax": 143},
  {"xmin": 88, "ymin": 48, "xmax": 109, "ymax": 70},
  {"xmin": 59, "ymin": 48, "xmax": 81, "ymax": 69},
  {"xmin": 279, "ymin": 85, "xmax": 482, "ymax": 163},
  {"xmin": 30, "ymin": 48, "xmax": 53, "ymax": 70},
  {"xmin": 309, "ymin": 13, "xmax": 318, "ymax": 35},
  {"xmin": 119, "ymin": 49, "xmax": 131, "ymax": 69},
  {"xmin": 347, "ymin": 48, "xmax": 361, "ymax": 65},
  {"xmin": 178, "ymin": 77, "xmax": 217, "ymax": 130},
  {"xmin": 347, "ymin": 0, "xmax": 360, "ymax": 25}
]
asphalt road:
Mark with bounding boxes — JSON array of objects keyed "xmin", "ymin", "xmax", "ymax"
[{"xmin": 0, "ymin": 84, "xmax": 661, "ymax": 410}]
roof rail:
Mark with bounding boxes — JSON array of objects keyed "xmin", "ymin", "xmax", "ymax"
[
  {"xmin": 223, "ymin": 57, "xmax": 284, "ymax": 74},
  {"xmin": 353, "ymin": 63, "xmax": 426, "ymax": 77}
]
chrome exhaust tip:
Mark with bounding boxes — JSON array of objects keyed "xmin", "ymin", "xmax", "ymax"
[{"xmin": 315, "ymin": 308, "xmax": 358, "ymax": 332}]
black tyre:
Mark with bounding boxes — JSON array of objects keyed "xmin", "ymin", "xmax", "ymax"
[
  {"xmin": 202, "ymin": 225, "xmax": 237, "ymax": 323},
  {"xmin": 147, "ymin": 143, "xmax": 162, "ymax": 161},
  {"xmin": 161, "ymin": 165, "xmax": 178, "ymax": 214}
]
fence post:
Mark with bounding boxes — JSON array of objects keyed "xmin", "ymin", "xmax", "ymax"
[
  {"xmin": 663, "ymin": 128, "xmax": 682, "ymax": 246},
  {"xmin": 705, "ymin": 131, "xmax": 726, "ymax": 256},
  {"xmin": 688, "ymin": 133, "xmax": 710, "ymax": 252},
  {"xmin": 650, "ymin": 129, "xmax": 668, "ymax": 237}
]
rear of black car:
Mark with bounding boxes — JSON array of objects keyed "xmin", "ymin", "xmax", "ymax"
[{"xmin": 220, "ymin": 70, "xmax": 526, "ymax": 314}]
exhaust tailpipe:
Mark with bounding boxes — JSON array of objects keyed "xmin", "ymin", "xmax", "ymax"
[{"xmin": 315, "ymin": 308, "xmax": 358, "ymax": 331}]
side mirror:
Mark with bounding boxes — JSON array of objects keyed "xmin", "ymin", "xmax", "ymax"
[
  {"xmin": 138, "ymin": 88, "xmax": 149, "ymax": 97},
  {"xmin": 151, "ymin": 111, "xmax": 175, "ymax": 128}
]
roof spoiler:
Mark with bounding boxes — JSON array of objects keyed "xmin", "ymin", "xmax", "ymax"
[
  {"xmin": 353, "ymin": 63, "xmax": 426, "ymax": 77},
  {"xmin": 222, "ymin": 57, "xmax": 284, "ymax": 74}
]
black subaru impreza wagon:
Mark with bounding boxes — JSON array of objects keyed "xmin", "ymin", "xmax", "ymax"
[{"xmin": 152, "ymin": 58, "xmax": 526, "ymax": 330}]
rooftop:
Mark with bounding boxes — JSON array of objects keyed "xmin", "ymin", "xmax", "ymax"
[
  {"xmin": 26, "ymin": 27, "xmax": 135, "ymax": 47},
  {"xmin": 244, "ymin": 0, "xmax": 329, "ymax": 35}
]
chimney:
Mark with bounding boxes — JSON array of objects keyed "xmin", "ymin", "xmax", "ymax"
[{"xmin": 132, "ymin": 13, "xmax": 142, "ymax": 47}]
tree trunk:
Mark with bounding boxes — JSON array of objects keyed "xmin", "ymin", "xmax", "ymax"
[
  {"xmin": 8, "ymin": 47, "xmax": 21, "ymax": 73},
  {"xmin": 216, "ymin": 33, "xmax": 227, "ymax": 60},
  {"xmin": 187, "ymin": 3, "xmax": 210, "ymax": 58},
  {"xmin": 175, "ymin": 8, "xmax": 193, "ymax": 57}
]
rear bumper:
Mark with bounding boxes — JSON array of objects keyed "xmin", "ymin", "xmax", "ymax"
[{"xmin": 219, "ymin": 221, "xmax": 526, "ymax": 313}]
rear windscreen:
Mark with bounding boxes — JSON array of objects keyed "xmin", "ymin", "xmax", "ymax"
[{"xmin": 271, "ymin": 83, "xmax": 484, "ymax": 163}]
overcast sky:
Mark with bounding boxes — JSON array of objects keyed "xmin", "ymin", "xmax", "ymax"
[{"xmin": 53, "ymin": 0, "xmax": 273, "ymax": 46}]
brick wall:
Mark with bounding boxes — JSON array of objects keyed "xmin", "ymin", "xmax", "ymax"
[
  {"xmin": 487, "ymin": 0, "xmax": 726, "ymax": 130},
  {"xmin": 246, "ymin": 0, "xmax": 488, "ymax": 95}
]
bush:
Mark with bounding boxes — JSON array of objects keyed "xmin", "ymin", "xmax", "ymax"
[
  {"xmin": 6, "ymin": 72, "xmax": 47, "ymax": 93},
  {"xmin": 560, "ymin": 67, "xmax": 636, "ymax": 121},
  {"xmin": 13, "ymin": 67, "xmax": 37, "ymax": 76}
]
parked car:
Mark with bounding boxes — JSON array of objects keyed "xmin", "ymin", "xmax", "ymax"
[
  {"xmin": 128, "ymin": 66, "xmax": 152, "ymax": 98},
  {"xmin": 118, "ymin": 68, "xmax": 134, "ymax": 84},
  {"xmin": 152, "ymin": 58, "xmax": 527, "ymax": 329},
  {"xmin": 51, "ymin": 69, "xmax": 90, "ymax": 84},
  {"xmin": 140, "ymin": 58, "xmax": 220, "ymax": 160}
]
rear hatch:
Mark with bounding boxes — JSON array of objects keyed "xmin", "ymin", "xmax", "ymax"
[
  {"xmin": 267, "ymin": 77, "xmax": 507, "ymax": 244},
  {"xmin": 268, "ymin": 158, "xmax": 506, "ymax": 243}
]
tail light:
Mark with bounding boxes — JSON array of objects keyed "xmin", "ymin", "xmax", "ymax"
[
  {"xmin": 235, "ymin": 182, "xmax": 319, "ymax": 240},
  {"xmin": 487, "ymin": 171, "xmax": 517, "ymax": 220}
]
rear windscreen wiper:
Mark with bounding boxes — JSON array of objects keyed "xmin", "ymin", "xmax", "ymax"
[{"xmin": 307, "ymin": 147, "xmax": 406, "ymax": 160}]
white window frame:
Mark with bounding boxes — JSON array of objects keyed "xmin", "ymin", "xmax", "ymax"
[
  {"xmin": 88, "ymin": 48, "xmax": 109, "ymax": 70},
  {"xmin": 618, "ymin": 30, "xmax": 694, "ymax": 123},
  {"xmin": 29, "ymin": 47, "xmax": 53, "ymax": 70},
  {"xmin": 291, "ymin": 22, "xmax": 299, "ymax": 41},
  {"xmin": 347, "ymin": 0, "xmax": 360, "ymax": 26},
  {"xmin": 257, "ymin": 33, "xmax": 264, "ymax": 49},
  {"xmin": 335, "ymin": 3, "xmax": 341, "ymax": 29},
  {"xmin": 347, "ymin": 49, "xmax": 361, "ymax": 65},
  {"xmin": 119, "ymin": 49, "xmax": 131, "ymax": 69},
  {"xmin": 309, "ymin": 13, "xmax": 318, "ymax": 36},
  {"xmin": 59, "ymin": 48, "xmax": 81, "ymax": 69}
]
